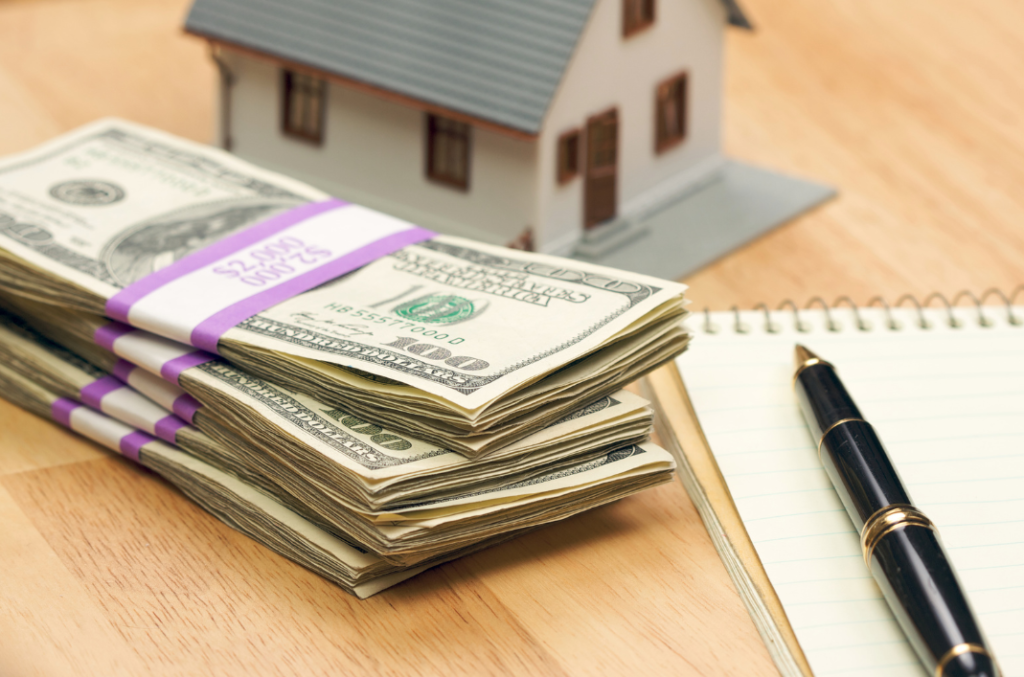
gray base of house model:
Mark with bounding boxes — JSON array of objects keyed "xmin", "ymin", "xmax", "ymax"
[{"xmin": 571, "ymin": 160, "xmax": 835, "ymax": 280}]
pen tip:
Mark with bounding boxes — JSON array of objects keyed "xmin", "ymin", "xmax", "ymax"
[{"xmin": 793, "ymin": 344, "xmax": 820, "ymax": 370}]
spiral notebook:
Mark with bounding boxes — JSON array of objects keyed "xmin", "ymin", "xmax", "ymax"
[{"xmin": 644, "ymin": 293, "xmax": 1024, "ymax": 677}]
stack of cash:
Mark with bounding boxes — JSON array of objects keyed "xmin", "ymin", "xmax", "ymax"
[
  {"xmin": 0, "ymin": 314, "xmax": 529, "ymax": 598},
  {"xmin": 0, "ymin": 120, "xmax": 688, "ymax": 595}
]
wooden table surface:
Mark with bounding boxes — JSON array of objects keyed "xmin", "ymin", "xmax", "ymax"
[{"xmin": 2, "ymin": 0, "xmax": 1023, "ymax": 674}]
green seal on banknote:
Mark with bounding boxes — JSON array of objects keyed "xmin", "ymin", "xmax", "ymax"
[{"xmin": 393, "ymin": 295, "xmax": 475, "ymax": 324}]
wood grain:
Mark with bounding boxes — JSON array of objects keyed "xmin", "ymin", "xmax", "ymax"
[
  {"xmin": 1, "ymin": 0, "xmax": 1022, "ymax": 674},
  {"xmin": 692, "ymin": 0, "xmax": 1024, "ymax": 309}
]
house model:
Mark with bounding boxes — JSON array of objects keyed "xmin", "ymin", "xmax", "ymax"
[{"xmin": 185, "ymin": 0, "xmax": 831, "ymax": 276}]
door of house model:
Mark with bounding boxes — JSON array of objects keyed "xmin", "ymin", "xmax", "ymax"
[{"xmin": 584, "ymin": 108, "xmax": 618, "ymax": 229}]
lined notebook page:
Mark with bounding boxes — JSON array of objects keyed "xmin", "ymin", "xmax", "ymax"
[{"xmin": 677, "ymin": 306, "xmax": 1024, "ymax": 677}]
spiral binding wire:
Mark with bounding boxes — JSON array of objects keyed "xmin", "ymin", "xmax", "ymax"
[{"xmin": 702, "ymin": 286, "xmax": 1024, "ymax": 334}]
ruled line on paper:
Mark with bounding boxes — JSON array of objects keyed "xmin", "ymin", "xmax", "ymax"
[
  {"xmin": 677, "ymin": 307, "xmax": 1024, "ymax": 677},
  {"xmin": 691, "ymin": 387, "xmax": 1024, "ymax": 413}
]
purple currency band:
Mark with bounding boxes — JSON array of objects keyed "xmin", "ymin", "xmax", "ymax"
[
  {"xmin": 154, "ymin": 414, "xmax": 187, "ymax": 444},
  {"xmin": 94, "ymin": 322, "xmax": 135, "ymax": 352},
  {"xmin": 186, "ymin": 226, "xmax": 434, "ymax": 354},
  {"xmin": 119, "ymin": 430, "xmax": 154, "ymax": 462},
  {"xmin": 51, "ymin": 398, "xmax": 82, "ymax": 428},
  {"xmin": 161, "ymin": 351, "xmax": 216, "ymax": 385},
  {"xmin": 103, "ymin": 198, "xmax": 435, "ymax": 354},
  {"xmin": 79, "ymin": 375, "xmax": 124, "ymax": 410},
  {"xmin": 117, "ymin": 358, "xmax": 205, "ymax": 424},
  {"xmin": 172, "ymin": 393, "xmax": 202, "ymax": 423},
  {"xmin": 112, "ymin": 359, "xmax": 136, "ymax": 383},
  {"xmin": 105, "ymin": 200, "xmax": 346, "ymax": 324},
  {"xmin": 94, "ymin": 323, "xmax": 215, "ymax": 386}
]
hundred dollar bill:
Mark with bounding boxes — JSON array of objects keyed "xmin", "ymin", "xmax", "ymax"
[
  {"xmin": 0, "ymin": 308, "xmax": 674, "ymax": 566},
  {"xmin": 4, "ymin": 294, "xmax": 656, "ymax": 514},
  {"xmin": 0, "ymin": 120, "xmax": 689, "ymax": 454}
]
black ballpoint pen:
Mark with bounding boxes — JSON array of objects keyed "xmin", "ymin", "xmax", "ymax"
[{"xmin": 792, "ymin": 344, "xmax": 1000, "ymax": 677}]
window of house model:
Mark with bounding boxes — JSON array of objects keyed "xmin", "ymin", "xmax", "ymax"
[
  {"xmin": 623, "ymin": 0, "xmax": 655, "ymax": 36},
  {"xmin": 281, "ymin": 70, "xmax": 326, "ymax": 144},
  {"xmin": 557, "ymin": 129, "xmax": 580, "ymax": 184},
  {"xmin": 426, "ymin": 114, "xmax": 471, "ymax": 190},
  {"xmin": 655, "ymin": 72, "xmax": 688, "ymax": 153}
]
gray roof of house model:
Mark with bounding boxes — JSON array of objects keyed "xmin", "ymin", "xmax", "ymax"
[{"xmin": 185, "ymin": 0, "xmax": 752, "ymax": 135}]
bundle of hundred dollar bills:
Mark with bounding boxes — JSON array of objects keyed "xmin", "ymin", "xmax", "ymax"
[{"xmin": 0, "ymin": 120, "xmax": 687, "ymax": 596}]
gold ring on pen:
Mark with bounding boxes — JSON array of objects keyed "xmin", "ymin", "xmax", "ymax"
[
  {"xmin": 860, "ymin": 504, "xmax": 935, "ymax": 568},
  {"xmin": 793, "ymin": 357, "xmax": 835, "ymax": 383},
  {"xmin": 816, "ymin": 418, "xmax": 867, "ymax": 463},
  {"xmin": 935, "ymin": 643, "xmax": 991, "ymax": 677}
]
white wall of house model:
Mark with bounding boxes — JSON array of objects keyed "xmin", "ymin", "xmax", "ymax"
[{"xmin": 198, "ymin": 0, "xmax": 740, "ymax": 256}]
